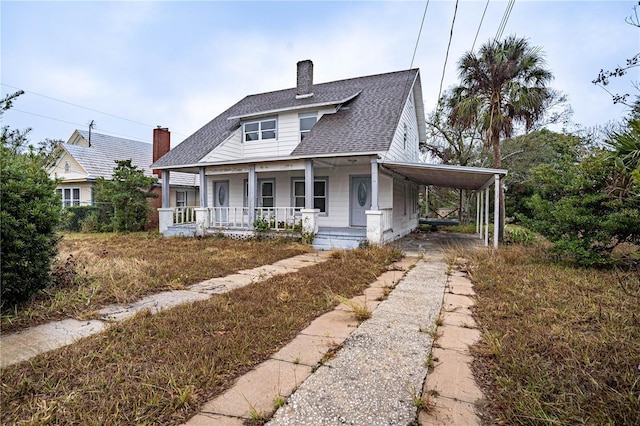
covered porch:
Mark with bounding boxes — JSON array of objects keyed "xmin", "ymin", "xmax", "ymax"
[{"xmin": 156, "ymin": 158, "xmax": 506, "ymax": 248}]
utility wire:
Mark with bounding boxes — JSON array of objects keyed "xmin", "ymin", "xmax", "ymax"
[
  {"xmin": 472, "ymin": 0, "xmax": 491, "ymax": 51},
  {"xmin": 495, "ymin": 0, "xmax": 515, "ymax": 40},
  {"xmin": 436, "ymin": 0, "xmax": 460, "ymax": 107},
  {"xmin": 10, "ymin": 108, "xmax": 152, "ymax": 142},
  {"xmin": 410, "ymin": 0, "xmax": 431, "ymax": 69},
  {"xmin": 1, "ymin": 82, "xmax": 187, "ymax": 137}
]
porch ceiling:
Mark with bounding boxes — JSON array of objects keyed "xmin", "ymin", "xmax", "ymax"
[{"xmin": 380, "ymin": 161, "xmax": 507, "ymax": 191}]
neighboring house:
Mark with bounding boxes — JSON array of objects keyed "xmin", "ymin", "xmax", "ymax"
[
  {"xmin": 49, "ymin": 129, "xmax": 199, "ymax": 228},
  {"xmin": 151, "ymin": 60, "xmax": 506, "ymax": 248}
]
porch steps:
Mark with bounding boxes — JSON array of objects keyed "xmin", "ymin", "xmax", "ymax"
[
  {"xmin": 312, "ymin": 228, "xmax": 366, "ymax": 250},
  {"xmin": 163, "ymin": 224, "xmax": 197, "ymax": 237}
]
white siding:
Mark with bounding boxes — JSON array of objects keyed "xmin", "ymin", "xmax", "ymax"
[
  {"xmin": 384, "ymin": 92, "xmax": 420, "ymax": 163},
  {"xmin": 200, "ymin": 107, "xmax": 336, "ymax": 163},
  {"xmin": 51, "ymin": 152, "xmax": 86, "ymax": 177}
]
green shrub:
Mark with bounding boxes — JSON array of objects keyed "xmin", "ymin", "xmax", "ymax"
[{"xmin": 0, "ymin": 146, "xmax": 61, "ymax": 309}]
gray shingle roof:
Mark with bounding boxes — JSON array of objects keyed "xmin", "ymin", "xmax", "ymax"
[
  {"xmin": 152, "ymin": 68, "xmax": 420, "ymax": 168},
  {"xmin": 61, "ymin": 131, "xmax": 198, "ymax": 187}
]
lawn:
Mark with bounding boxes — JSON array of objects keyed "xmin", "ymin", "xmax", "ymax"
[
  {"xmin": 467, "ymin": 243, "xmax": 640, "ymax": 425},
  {"xmin": 0, "ymin": 241, "xmax": 401, "ymax": 425},
  {"xmin": 1, "ymin": 233, "xmax": 311, "ymax": 332}
]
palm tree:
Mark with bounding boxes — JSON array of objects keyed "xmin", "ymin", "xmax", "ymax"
[{"xmin": 448, "ymin": 35, "xmax": 554, "ymax": 241}]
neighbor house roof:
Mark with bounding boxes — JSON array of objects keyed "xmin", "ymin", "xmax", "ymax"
[
  {"xmin": 57, "ymin": 130, "xmax": 198, "ymax": 187},
  {"xmin": 152, "ymin": 68, "xmax": 421, "ymax": 168}
]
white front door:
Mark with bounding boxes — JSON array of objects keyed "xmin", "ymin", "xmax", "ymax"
[
  {"xmin": 350, "ymin": 176, "xmax": 371, "ymax": 227},
  {"xmin": 213, "ymin": 181, "xmax": 229, "ymax": 223}
]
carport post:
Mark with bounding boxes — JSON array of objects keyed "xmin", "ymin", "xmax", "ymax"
[
  {"xmin": 476, "ymin": 191, "xmax": 480, "ymax": 235},
  {"xmin": 493, "ymin": 174, "xmax": 500, "ymax": 248},
  {"xmin": 485, "ymin": 185, "xmax": 490, "ymax": 246}
]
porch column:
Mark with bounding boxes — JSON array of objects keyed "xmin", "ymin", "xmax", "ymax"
[
  {"xmin": 302, "ymin": 159, "xmax": 318, "ymax": 235},
  {"xmin": 493, "ymin": 174, "xmax": 500, "ymax": 248},
  {"xmin": 366, "ymin": 211, "xmax": 384, "ymax": 245},
  {"xmin": 162, "ymin": 170, "xmax": 170, "ymax": 208},
  {"xmin": 371, "ymin": 158, "xmax": 379, "ymax": 211},
  {"xmin": 425, "ymin": 186, "xmax": 429, "ymax": 218},
  {"xmin": 485, "ymin": 185, "xmax": 490, "ymax": 246},
  {"xmin": 158, "ymin": 170, "xmax": 173, "ymax": 234},
  {"xmin": 199, "ymin": 167, "xmax": 207, "ymax": 208},
  {"xmin": 479, "ymin": 190, "xmax": 484, "ymax": 240},
  {"xmin": 248, "ymin": 165, "xmax": 256, "ymax": 229}
]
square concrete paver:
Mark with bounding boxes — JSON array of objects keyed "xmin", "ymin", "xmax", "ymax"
[
  {"xmin": 198, "ymin": 359, "xmax": 312, "ymax": 419},
  {"xmin": 184, "ymin": 412, "xmax": 245, "ymax": 426},
  {"xmin": 299, "ymin": 309, "xmax": 359, "ymax": 340},
  {"xmin": 419, "ymin": 395, "xmax": 480, "ymax": 426},
  {"xmin": 441, "ymin": 311, "xmax": 477, "ymax": 328},
  {"xmin": 426, "ymin": 347, "xmax": 484, "ymax": 404},
  {"xmin": 435, "ymin": 324, "xmax": 480, "ymax": 353},
  {"xmin": 270, "ymin": 334, "xmax": 337, "ymax": 366}
]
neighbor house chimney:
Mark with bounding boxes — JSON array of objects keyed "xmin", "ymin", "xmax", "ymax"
[
  {"xmin": 296, "ymin": 60, "xmax": 314, "ymax": 99},
  {"xmin": 153, "ymin": 126, "xmax": 170, "ymax": 178}
]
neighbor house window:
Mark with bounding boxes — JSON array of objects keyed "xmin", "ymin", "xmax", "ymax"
[
  {"xmin": 299, "ymin": 112, "xmax": 317, "ymax": 141},
  {"xmin": 292, "ymin": 177, "xmax": 327, "ymax": 214},
  {"xmin": 176, "ymin": 191, "xmax": 187, "ymax": 207},
  {"xmin": 244, "ymin": 179, "xmax": 276, "ymax": 208},
  {"xmin": 243, "ymin": 118, "xmax": 277, "ymax": 141},
  {"xmin": 64, "ymin": 161, "xmax": 70, "ymax": 173},
  {"xmin": 403, "ymin": 123, "xmax": 408, "ymax": 150},
  {"xmin": 57, "ymin": 187, "xmax": 80, "ymax": 207}
]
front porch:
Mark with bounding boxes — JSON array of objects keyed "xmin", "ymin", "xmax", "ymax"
[{"xmin": 158, "ymin": 205, "xmax": 390, "ymax": 249}]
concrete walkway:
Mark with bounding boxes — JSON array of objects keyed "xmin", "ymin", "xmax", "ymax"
[
  {"xmin": 184, "ymin": 232, "xmax": 486, "ymax": 426},
  {"xmin": 0, "ymin": 251, "xmax": 332, "ymax": 368}
]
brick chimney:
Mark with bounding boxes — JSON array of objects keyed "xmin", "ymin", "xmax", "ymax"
[
  {"xmin": 296, "ymin": 60, "xmax": 314, "ymax": 99},
  {"xmin": 152, "ymin": 127, "xmax": 170, "ymax": 178}
]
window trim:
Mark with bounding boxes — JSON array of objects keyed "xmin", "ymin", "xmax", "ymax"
[
  {"xmin": 243, "ymin": 117, "xmax": 278, "ymax": 142},
  {"xmin": 244, "ymin": 178, "xmax": 276, "ymax": 208},
  {"xmin": 57, "ymin": 187, "xmax": 81, "ymax": 207},
  {"xmin": 291, "ymin": 176, "xmax": 328, "ymax": 216},
  {"xmin": 176, "ymin": 190, "xmax": 187, "ymax": 208}
]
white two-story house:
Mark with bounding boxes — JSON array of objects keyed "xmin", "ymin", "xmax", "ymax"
[{"xmin": 151, "ymin": 60, "xmax": 506, "ymax": 248}]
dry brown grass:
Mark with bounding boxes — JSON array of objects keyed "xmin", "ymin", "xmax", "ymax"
[
  {"xmin": 0, "ymin": 245, "xmax": 402, "ymax": 425},
  {"xmin": 1, "ymin": 233, "xmax": 310, "ymax": 333},
  {"xmin": 468, "ymin": 243, "xmax": 640, "ymax": 425}
]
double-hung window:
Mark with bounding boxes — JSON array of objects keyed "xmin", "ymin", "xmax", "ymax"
[
  {"xmin": 299, "ymin": 112, "xmax": 317, "ymax": 141},
  {"xmin": 56, "ymin": 188, "xmax": 80, "ymax": 207},
  {"xmin": 176, "ymin": 191, "xmax": 187, "ymax": 207},
  {"xmin": 243, "ymin": 118, "xmax": 277, "ymax": 141},
  {"xmin": 292, "ymin": 178, "xmax": 327, "ymax": 214},
  {"xmin": 244, "ymin": 179, "xmax": 276, "ymax": 208}
]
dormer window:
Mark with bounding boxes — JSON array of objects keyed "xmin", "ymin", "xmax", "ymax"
[
  {"xmin": 243, "ymin": 118, "xmax": 277, "ymax": 141},
  {"xmin": 64, "ymin": 161, "xmax": 70, "ymax": 173},
  {"xmin": 299, "ymin": 112, "xmax": 317, "ymax": 141}
]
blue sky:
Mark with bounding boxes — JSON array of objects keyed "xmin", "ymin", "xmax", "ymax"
[{"xmin": 1, "ymin": 1, "xmax": 638, "ymax": 147}]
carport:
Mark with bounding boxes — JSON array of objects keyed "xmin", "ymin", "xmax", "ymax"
[{"xmin": 380, "ymin": 161, "xmax": 508, "ymax": 248}]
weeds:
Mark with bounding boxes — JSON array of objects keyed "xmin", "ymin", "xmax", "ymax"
[
  {"xmin": 470, "ymin": 242, "xmax": 640, "ymax": 425},
  {"xmin": 1, "ymin": 245, "xmax": 400, "ymax": 425},
  {"xmin": 1, "ymin": 233, "xmax": 310, "ymax": 333},
  {"xmin": 333, "ymin": 294, "xmax": 372, "ymax": 321}
]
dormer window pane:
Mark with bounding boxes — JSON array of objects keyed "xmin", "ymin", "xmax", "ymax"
[
  {"xmin": 299, "ymin": 112, "xmax": 317, "ymax": 141},
  {"xmin": 244, "ymin": 119, "xmax": 277, "ymax": 141}
]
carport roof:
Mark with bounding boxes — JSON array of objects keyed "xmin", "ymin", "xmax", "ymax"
[{"xmin": 380, "ymin": 161, "xmax": 507, "ymax": 191}]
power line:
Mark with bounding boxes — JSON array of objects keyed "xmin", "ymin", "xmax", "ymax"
[
  {"xmin": 495, "ymin": 0, "xmax": 515, "ymax": 40},
  {"xmin": 0, "ymin": 82, "xmax": 187, "ymax": 137},
  {"xmin": 10, "ymin": 108, "xmax": 152, "ymax": 142},
  {"xmin": 436, "ymin": 0, "xmax": 460, "ymax": 107},
  {"xmin": 472, "ymin": 0, "xmax": 491, "ymax": 52},
  {"xmin": 410, "ymin": 0, "xmax": 431, "ymax": 69}
]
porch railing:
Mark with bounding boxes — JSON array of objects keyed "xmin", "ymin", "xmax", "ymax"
[
  {"xmin": 209, "ymin": 207, "xmax": 250, "ymax": 229},
  {"xmin": 381, "ymin": 208, "xmax": 393, "ymax": 232},
  {"xmin": 207, "ymin": 207, "xmax": 303, "ymax": 231},
  {"xmin": 174, "ymin": 207, "xmax": 196, "ymax": 225},
  {"xmin": 254, "ymin": 207, "xmax": 302, "ymax": 231}
]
